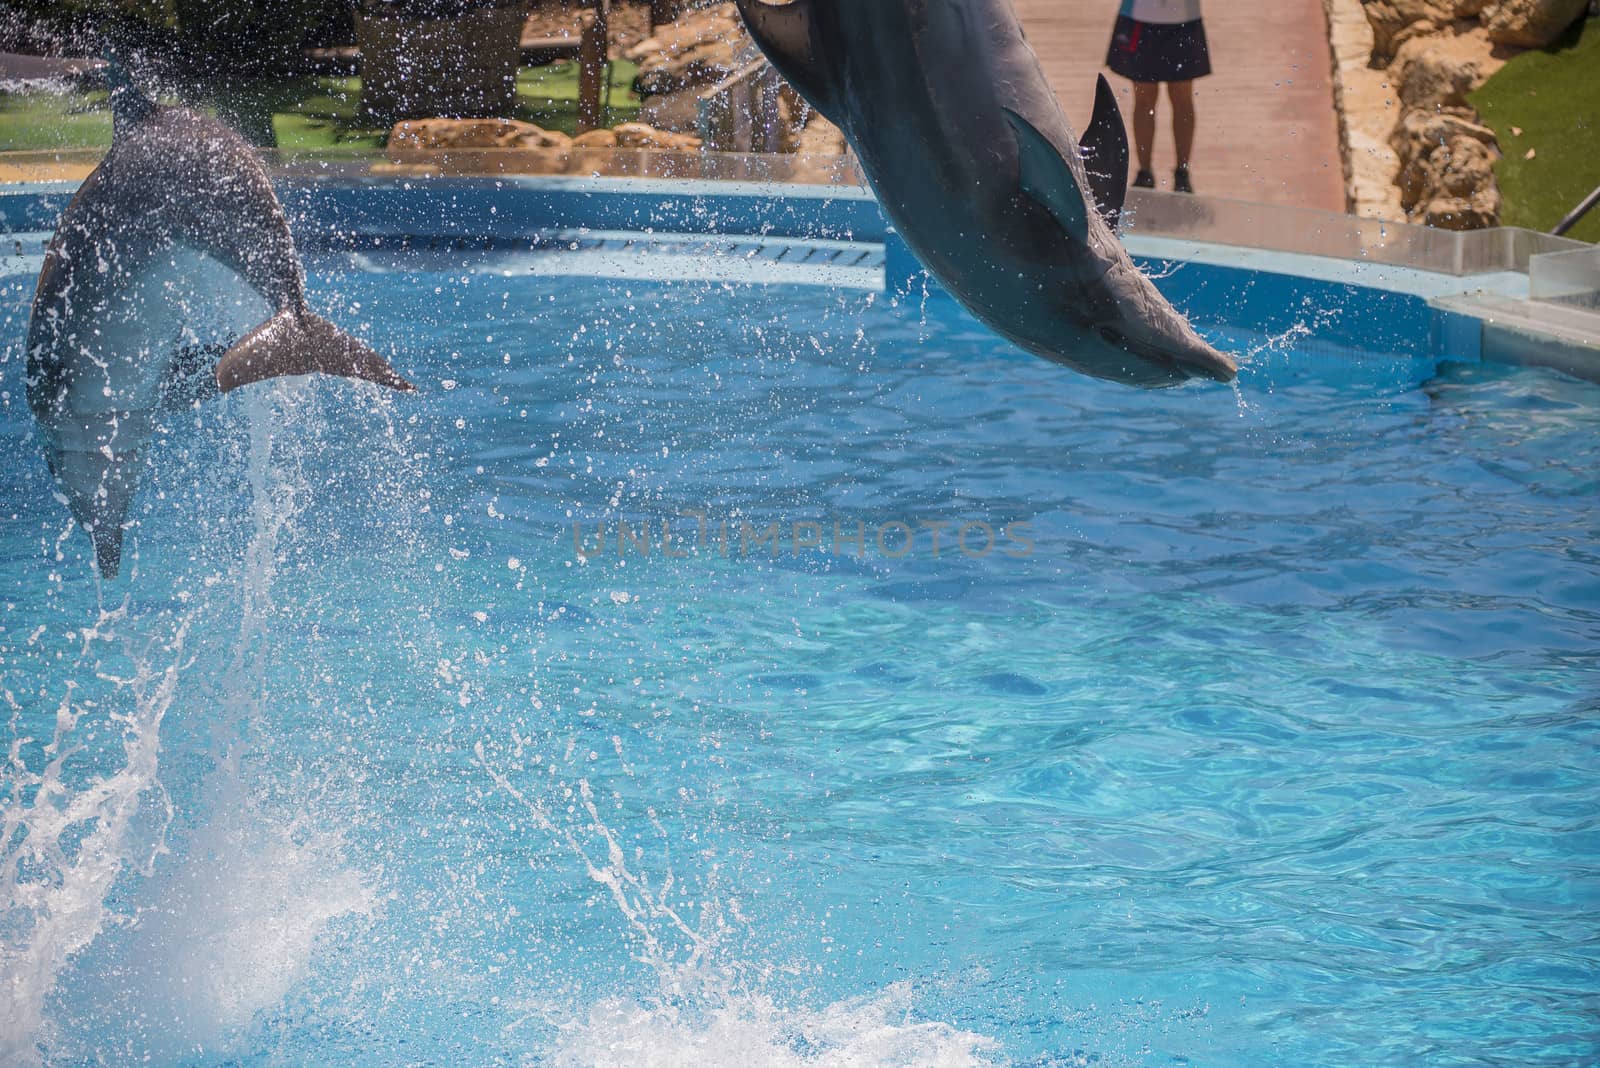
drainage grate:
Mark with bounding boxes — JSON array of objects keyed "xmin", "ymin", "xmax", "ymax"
[
  {"xmin": 328, "ymin": 228, "xmax": 887, "ymax": 272},
  {"xmin": 327, "ymin": 228, "xmax": 888, "ymax": 289}
]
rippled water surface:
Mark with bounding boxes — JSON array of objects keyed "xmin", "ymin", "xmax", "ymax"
[{"xmin": 1, "ymin": 252, "xmax": 1596, "ymax": 1066}]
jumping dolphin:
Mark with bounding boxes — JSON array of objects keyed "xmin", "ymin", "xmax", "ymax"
[
  {"xmin": 26, "ymin": 64, "xmax": 413, "ymax": 578},
  {"xmin": 734, "ymin": 0, "xmax": 1237, "ymax": 387}
]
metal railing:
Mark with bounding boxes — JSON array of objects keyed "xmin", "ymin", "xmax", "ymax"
[{"xmin": 1551, "ymin": 183, "xmax": 1600, "ymax": 238}]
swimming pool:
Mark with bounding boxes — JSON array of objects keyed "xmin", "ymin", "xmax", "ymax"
[{"xmin": 1, "ymin": 177, "xmax": 1597, "ymax": 1065}]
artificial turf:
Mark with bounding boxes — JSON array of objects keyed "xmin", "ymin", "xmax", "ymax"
[
  {"xmin": 0, "ymin": 59, "xmax": 641, "ymax": 155},
  {"xmin": 1470, "ymin": 15, "xmax": 1600, "ymax": 243}
]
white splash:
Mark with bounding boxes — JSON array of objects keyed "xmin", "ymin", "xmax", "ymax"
[
  {"xmin": 546, "ymin": 982, "xmax": 1002, "ymax": 1068},
  {"xmin": 94, "ymin": 385, "xmax": 376, "ymax": 1056},
  {"xmin": 0, "ymin": 610, "xmax": 187, "ymax": 1067},
  {"xmin": 0, "ymin": 385, "xmax": 377, "ymax": 1062},
  {"xmin": 479, "ymin": 745, "xmax": 1005, "ymax": 1068},
  {"xmin": 91, "ymin": 780, "xmax": 376, "ymax": 1059}
]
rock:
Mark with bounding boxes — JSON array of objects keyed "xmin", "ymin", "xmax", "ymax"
[
  {"xmin": 1424, "ymin": 180, "xmax": 1501, "ymax": 229},
  {"xmin": 639, "ymin": 87, "xmax": 705, "ymax": 134},
  {"xmin": 572, "ymin": 129, "xmax": 619, "ymax": 149},
  {"xmin": 1481, "ymin": 0, "xmax": 1588, "ymax": 47},
  {"xmin": 389, "ymin": 117, "xmax": 572, "ymax": 151},
  {"xmin": 1391, "ymin": 107, "xmax": 1502, "ymax": 224},
  {"xmin": 1435, "ymin": 137, "xmax": 1499, "ymax": 197},
  {"xmin": 1361, "ymin": 0, "xmax": 1495, "ymax": 58},
  {"xmin": 1390, "ymin": 30, "xmax": 1496, "ymax": 109},
  {"xmin": 795, "ymin": 115, "xmax": 848, "ymax": 157},
  {"xmin": 625, "ymin": 2, "xmax": 753, "ymax": 95},
  {"xmin": 1390, "ymin": 108, "xmax": 1499, "ymax": 165},
  {"xmin": 1350, "ymin": 0, "xmax": 1527, "ymax": 231},
  {"xmin": 1425, "ymin": 197, "xmax": 1499, "ymax": 229},
  {"xmin": 1362, "ymin": 0, "xmax": 1447, "ymax": 59},
  {"xmin": 367, "ymin": 162, "xmax": 444, "ymax": 177},
  {"xmin": 611, "ymin": 122, "xmax": 703, "ymax": 151},
  {"xmin": 1398, "ymin": 133, "xmax": 1501, "ymax": 225}
]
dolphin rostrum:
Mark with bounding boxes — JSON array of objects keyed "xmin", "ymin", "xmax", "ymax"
[
  {"xmin": 26, "ymin": 63, "xmax": 413, "ymax": 578},
  {"xmin": 735, "ymin": 0, "xmax": 1237, "ymax": 388}
]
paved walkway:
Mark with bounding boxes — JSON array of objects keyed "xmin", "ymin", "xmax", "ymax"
[
  {"xmin": 0, "ymin": 52, "xmax": 103, "ymax": 81},
  {"xmin": 1012, "ymin": 0, "xmax": 1346, "ymax": 212}
]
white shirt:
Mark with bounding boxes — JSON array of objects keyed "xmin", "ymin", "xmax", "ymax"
[{"xmin": 1121, "ymin": 0, "xmax": 1203, "ymax": 24}]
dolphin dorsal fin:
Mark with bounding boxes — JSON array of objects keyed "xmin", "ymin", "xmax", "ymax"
[
  {"xmin": 1002, "ymin": 107, "xmax": 1090, "ymax": 245},
  {"xmin": 215, "ymin": 309, "xmax": 415, "ymax": 394},
  {"xmin": 733, "ymin": 0, "xmax": 837, "ymax": 118},
  {"xmin": 1081, "ymin": 75, "xmax": 1130, "ymax": 232}
]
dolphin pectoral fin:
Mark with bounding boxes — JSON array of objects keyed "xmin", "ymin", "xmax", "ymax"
[
  {"xmin": 1081, "ymin": 75, "xmax": 1130, "ymax": 231},
  {"xmin": 734, "ymin": 0, "xmax": 837, "ymax": 118},
  {"xmin": 215, "ymin": 310, "xmax": 415, "ymax": 394},
  {"xmin": 1002, "ymin": 107, "xmax": 1090, "ymax": 245}
]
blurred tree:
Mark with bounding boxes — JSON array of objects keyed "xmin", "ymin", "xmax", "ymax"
[
  {"xmin": 168, "ymin": 0, "xmax": 351, "ymax": 145},
  {"xmin": 1, "ymin": 0, "xmax": 172, "ymax": 54},
  {"xmin": 2, "ymin": 0, "xmax": 347, "ymax": 62},
  {"xmin": 171, "ymin": 0, "xmax": 343, "ymax": 74},
  {"xmin": 2, "ymin": 0, "xmax": 353, "ymax": 147},
  {"xmin": 357, "ymin": 0, "xmax": 530, "ymax": 124}
]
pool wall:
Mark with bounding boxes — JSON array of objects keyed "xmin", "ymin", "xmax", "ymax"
[{"xmin": 2, "ymin": 176, "xmax": 1595, "ymax": 382}]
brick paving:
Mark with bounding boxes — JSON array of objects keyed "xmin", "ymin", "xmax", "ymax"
[{"xmin": 1011, "ymin": 0, "xmax": 1347, "ymax": 212}]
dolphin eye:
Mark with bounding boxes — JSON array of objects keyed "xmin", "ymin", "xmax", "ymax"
[{"xmin": 1098, "ymin": 326, "xmax": 1126, "ymax": 347}]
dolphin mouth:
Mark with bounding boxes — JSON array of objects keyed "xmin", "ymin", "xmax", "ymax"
[
  {"xmin": 1107, "ymin": 329, "xmax": 1238, "ymax": 386},
  {"xmin": 1173, "ymin": 346, "xmax": 1238, "ymax": 384}
]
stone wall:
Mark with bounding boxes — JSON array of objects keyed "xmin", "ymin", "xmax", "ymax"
[
  {"xmin": 1324, "ymin": 0, "xmax": 1407, "ymax": 219},
  {"xmin": 1326, "ymin": 0, "xmax": 1587, "ymax": 227},
  {"xmin": 1386, "ymin": 20, "xmax": 1506, "ymax": 229}
]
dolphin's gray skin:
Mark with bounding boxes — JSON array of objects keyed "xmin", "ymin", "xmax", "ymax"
[
  {"xmin": 26, "ymin": 66, "xmax": 413, "ymax": 578},
  {"xmin": 735, "ymin": 0, "xmax": 1237, "ymax": 388}
]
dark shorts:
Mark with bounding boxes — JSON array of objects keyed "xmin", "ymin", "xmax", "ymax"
[{"xmin": 1105, "ymin": 16, "xmax": 1211, "ymax": 83}]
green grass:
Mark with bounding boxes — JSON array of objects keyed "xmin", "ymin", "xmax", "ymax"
[
  {"xmin": 0, "ymin": 88, "xmax": 113, "ymax": 151},
  {"xmin": 1470, "ymin": 15, "xmax": 1600, "ymax": 244},
  {"xmin": 0, "ymin": 59, "xmax": 640, "ymax": 155},
  {"xmin": 512, "ymin": 59, "xmax": 641, "ymax": 136}
]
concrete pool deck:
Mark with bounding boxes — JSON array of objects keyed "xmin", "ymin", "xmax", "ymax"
[{"xmin": 1013, "ymin": 0, "xmax": 1346, "ymax": 213}]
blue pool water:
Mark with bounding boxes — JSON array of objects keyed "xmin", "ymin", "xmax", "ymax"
[{"xmin": 1, "ymin": 245, "xmax": 1597, "ymax": 1066}]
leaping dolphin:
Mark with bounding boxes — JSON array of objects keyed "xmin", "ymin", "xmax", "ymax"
[
  {"xmin": 26, "ymin": 63, "xmax": 413, "ymax": 578},
  {"xmin": 735, "ymin": 0, "xmax": 1237, "ymax": 388}
]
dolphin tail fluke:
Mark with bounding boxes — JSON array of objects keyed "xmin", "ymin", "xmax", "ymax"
[{"xmin": 214, "ymin": 310, "xmax": 415, "ymax": 394}]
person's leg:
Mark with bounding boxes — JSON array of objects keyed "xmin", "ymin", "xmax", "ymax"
[
  {"xmin": 1167, "ymin": 79, "xmax": 1195, "ymax": 192},
  {"xmin": 1168, "ymin": 80, "xmax": 1195, "ymax": 166},
  {"xmin": 1131, "ymin": 80, "xmax": 1158, "ymax": 186}
]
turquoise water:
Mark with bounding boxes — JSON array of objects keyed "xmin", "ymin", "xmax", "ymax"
[{"xmin": 1, "ymin": 250, "xmax": 1597, "ymax": 1065}]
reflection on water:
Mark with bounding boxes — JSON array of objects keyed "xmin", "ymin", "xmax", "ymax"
[{"xmin": 0, "ymin": 257, "xmax": 1596, "ymax": 1065}]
